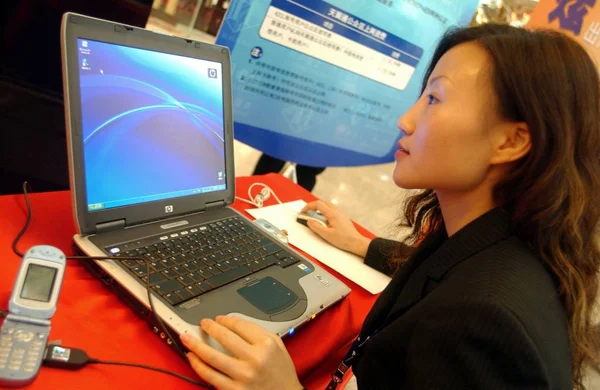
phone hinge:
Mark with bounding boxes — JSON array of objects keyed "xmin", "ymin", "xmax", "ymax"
[
  {"xmin": 6, "ymin": 313, "xmax": 51, "ymax": 327},
  {"xmin": 96, "ymin": 219, "xmax": 126, "ymax": 234},
  {"xmin": 205, "ymin": 200, "xmax": 225, "ymax": 211}
]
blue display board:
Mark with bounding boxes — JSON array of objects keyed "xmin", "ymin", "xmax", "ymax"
[{"xmin": 217, "ymin": 0, "xmax": 478, "ymax": 166}]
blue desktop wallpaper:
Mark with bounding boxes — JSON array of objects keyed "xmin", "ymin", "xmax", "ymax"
[{"xmin": 77, "ymin": 39, "xmax": 226, "ymax": 211}]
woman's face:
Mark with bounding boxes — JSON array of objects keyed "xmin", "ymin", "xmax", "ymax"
[{"xmin": 393, "ymin": 42, "xmax": 501, "ymax": 192}]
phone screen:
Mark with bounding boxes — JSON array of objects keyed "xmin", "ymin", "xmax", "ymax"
[{"xmin": 20, "ymin": 264, "xmax": 57, "ymax": 302}]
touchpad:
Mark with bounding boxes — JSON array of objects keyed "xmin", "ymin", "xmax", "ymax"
[{"xmin": 237, "ymin": 277, "xmax": 298, "ymax": 315}]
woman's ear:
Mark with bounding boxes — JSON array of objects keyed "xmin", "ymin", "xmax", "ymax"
[{"xmin": 490, "ymin": 122, "xmax": 531, "ymax": 165}]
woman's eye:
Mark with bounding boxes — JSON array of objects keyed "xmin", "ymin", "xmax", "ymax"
[{"xmin": 427, "ymin": 94, "xmax": 438, "ymax": 105}]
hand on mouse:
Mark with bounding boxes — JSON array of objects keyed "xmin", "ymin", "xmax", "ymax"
[
  {"xmin": 181, "ymin": 316, "xmax": 303, "ymax": 390},
  {"xmin": 301, "ymin": 200, "xmax": 372, "ymax": 258}
]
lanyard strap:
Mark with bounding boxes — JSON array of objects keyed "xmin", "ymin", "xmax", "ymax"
[{"xmin": 325, "ymin": 335, "xmax": 371, "ymax": 390}]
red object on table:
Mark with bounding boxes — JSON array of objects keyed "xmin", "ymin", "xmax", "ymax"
[{"xmin": 0, "ymin": 174, "xmax": 378, "ymax": 389}]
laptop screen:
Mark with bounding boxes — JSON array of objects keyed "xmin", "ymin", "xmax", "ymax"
[{"xmin": 76, "ymin": 38, "xmax": 226, "ymax": 212}]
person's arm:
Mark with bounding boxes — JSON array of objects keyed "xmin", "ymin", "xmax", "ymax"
[
  {"xmin": 301, "ymin": 200, "xmax": 373, "ymax": 256},
  {"xmin": 404, "ymin": 301, "xmax": 551, "ymax": 389},
  {"xmin": 363, "ymin": 238, "xmax": 414, "ymax": 276},
  {"xmin": 181, "ymin": 316, "xmax": 304, "ymax": 390},
  {"xmin": 300, "ymin": 200, "xmax": 415, "ymax": 276}
]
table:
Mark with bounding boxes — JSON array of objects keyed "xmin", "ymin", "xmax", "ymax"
[{"xmin": 0, "ymin": 174, "xmax": 378, "ymax": 389}]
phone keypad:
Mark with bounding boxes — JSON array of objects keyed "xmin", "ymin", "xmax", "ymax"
[
  {"xmin": 26, "ymin": 339, "xmax": 44, "ymax": 372},
  {"xmin": 0, "ymin": 330, "xmax": 13, "ymax": 370},
  {"xmin": 0, "ymin": 323, "xmax": 48, "ymax": 377},
  {"xmin": 9, "ymin": 348, "xmax": 24, "ymax": 371},
  {"xmin": 13, "ymin": 330, "xmax": 34, "ymax": 343}
]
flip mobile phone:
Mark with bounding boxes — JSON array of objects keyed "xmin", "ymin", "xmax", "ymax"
[{"xmin": 0, "ymin": 246, "xmax": 66, "ymax": 387}]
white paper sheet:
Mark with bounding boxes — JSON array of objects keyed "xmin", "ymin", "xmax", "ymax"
[{"xmin": 246, "ymin": 200, "xmax": 391, "ymax": 294}]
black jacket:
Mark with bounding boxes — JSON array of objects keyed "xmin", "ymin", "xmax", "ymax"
[{"xmin": 351, "ymin": 207, "xmax": 572, "ymax": 389}]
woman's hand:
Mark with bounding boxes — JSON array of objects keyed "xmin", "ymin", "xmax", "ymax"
[
  {"xmin": 301, "ymin": 200, "xmax": 372, "ymax": 258},
  {"xmin": 181, "ymin": 316, "xmax": 303, "ymax": 390}
]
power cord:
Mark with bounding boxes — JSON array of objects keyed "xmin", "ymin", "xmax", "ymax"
[{"xmin": 10, "ymin": 182, "xmax": 211, "ymax": 388}]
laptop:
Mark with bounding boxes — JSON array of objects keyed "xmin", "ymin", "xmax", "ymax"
[{"xmin": 60, "ymin": 13, "xmax": 350, "ymax": 352}]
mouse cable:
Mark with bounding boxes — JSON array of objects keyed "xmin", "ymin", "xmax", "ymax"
[
  {"xmin": 11, "ymin": 182, "xmax": 212, "ymax": 388},
  {"xmin": 234, "ymin": 182, "xmax": 302, "ymax": 218},
  {"xmin": 235, "ymin": 182, "xmax": 283, "ymax": 208}
]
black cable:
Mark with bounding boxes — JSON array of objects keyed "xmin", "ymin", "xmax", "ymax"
[
  {"xmin": 67, "ymin": 254, "xmax": 191, "ymax": 363},
  {"xmin": 88, "ymin": 358, "xmax": 205, "ymax": 386},
  {"xmin": 43, "ymin": 345, "xmax": 208, "ymax": 386},
  {"xmin": 12, "ymin": 181, "xmax": 33, "ymax": 258},
  {"xmin": 65, "ymin": 258, "xmax": 209, "ymax": 387},
  {"xmin": 12, "ymin": 182, "xmax": 212, "ymax": 388}
]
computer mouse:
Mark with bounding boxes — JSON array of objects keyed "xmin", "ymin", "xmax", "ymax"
[{"xmin": 296, "ymin": 210, "xmax": 328, "ymax": 228}]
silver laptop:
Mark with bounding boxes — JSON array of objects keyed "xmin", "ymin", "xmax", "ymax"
[{"xmin": 60, "ymin": 12, "xmax": 350, "ymax": 352}]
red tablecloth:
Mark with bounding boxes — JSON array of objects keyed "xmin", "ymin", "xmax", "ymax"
[{"xmin": 0, "ymin": 174, "xmax": 377, "ymax": 389}]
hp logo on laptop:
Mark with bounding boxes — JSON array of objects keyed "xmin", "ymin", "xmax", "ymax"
[{"xmin": 165, "ymin": 205, "xmax": 174, "ymax": 213}]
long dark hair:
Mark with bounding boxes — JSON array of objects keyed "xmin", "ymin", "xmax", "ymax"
[{"xmin": 399, "ymin": 24, "xmax": 600, "ymax": 389}]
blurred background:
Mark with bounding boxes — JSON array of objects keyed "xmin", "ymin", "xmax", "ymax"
[
  {"xmin": 0, "ymin": 0, "xmax": 541, "ymax": 240},
  {"xmin": 3, "ymin": 1, "xmax": 600, "ymax": 386}
]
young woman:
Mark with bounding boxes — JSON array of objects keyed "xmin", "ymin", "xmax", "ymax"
[{"xmin": 180, "ymin": 24, "xmax": 600, "ymax": 389}]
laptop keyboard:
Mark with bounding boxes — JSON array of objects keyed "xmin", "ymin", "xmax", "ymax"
[{"xmin": 106, "ymin": 216, "xmax": 300, "ymax": 306}]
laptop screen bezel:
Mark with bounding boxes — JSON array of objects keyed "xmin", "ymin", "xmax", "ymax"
[{"xmin": 61, "ymin": 13, "xmax": 235, "ymax": 235}]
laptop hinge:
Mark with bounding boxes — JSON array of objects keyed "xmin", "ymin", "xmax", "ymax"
[
  {"xmin": 96, "ymin": 219, "xmax": 126, "ymax": 234},
  {"xmin": 205, "ymin": 200, "xmax": 226, "ymax": 211}
]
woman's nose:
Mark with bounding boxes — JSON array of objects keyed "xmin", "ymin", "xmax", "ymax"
[{"xmin": 397, "ymin": 103, "xmax": 417, "ymax": 136}]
